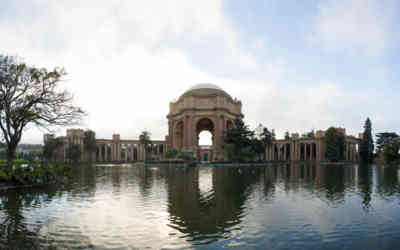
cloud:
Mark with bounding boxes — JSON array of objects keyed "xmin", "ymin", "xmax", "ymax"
[
  {"xmin": 310, "ymin": 0, "xmax": 387, "ymax": 56},
  {"xmin": 0, "ymin": 0, "xmax": 397, "ymax": 144},
  {"xmin": 0, "ymin": 0, "xmax": 279, "ymax": 143}
]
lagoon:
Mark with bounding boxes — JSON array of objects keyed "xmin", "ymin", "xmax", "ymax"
[{"xmin": 1, "ymin": 163, "xmax": 400, "ymax": 249}]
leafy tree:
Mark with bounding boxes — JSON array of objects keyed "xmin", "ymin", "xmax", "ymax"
[
  {"xmin": 66, "ymin": 143, "xmax": 81, "ymax": 163},
  {"xmin": 177, "ymin": 151, "xmax": 195, "ymax": 161},
  {"xmin": 284, "ymin": 131, "xmax": 290, "ymax": 140},
  {"xmin": 250, "ymin": 137, "xmax": 264, "ymax": 161},
  {"xmin": 0, "ymin": 55, "xmax": 84, "ymax": 170},
  {"xmin": 376, "ymin": 132, "xmax": 398, "ymax": 154},
  {"xmin": 383, "ymin": 139, "xmax": 400, "ymax": 163},
  {"xmin": 165, "ymin": 148, "xmax": 178, "ymax": 159},
  {"xmin": 252, "ymin": 124, "xmax": 275, "ymax": 160},
  {"xmin": 0, "ymin": 148, "xmax": 7, "ymax": 160},
  {"xmin": 83, "ymin": 130, "xmax": 96, "ymax": 162},
  {"xmin": 302, "ymin": 129, "xmax": 315, "ymax": 139},
  {"xmin": 223, "ymin": 118, "xmax": 254, "ymax": 162},
  {"xmin": 224, "ymin": 143, "xmax": 235, "ymax": 162},
  {"xmin": 360, "ymin": 118, "xmax": 374, "ymax": 163},
  {"xmin": 260, "ymin": 127, "xmax": 274, "ymax": 160},
  {"xmin": 324, "ymin": 127, "xmax": 345, "ymax": 162},
  {"xmin": 43, "ymin": 138, "xmax": 63, "ymax": 162},
  {"xmin": 139, "ymin": 130, "xmax": 151, "ymax": 162}
]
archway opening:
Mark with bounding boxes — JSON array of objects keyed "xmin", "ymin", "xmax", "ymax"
[
  {"xmin": 196, "ymin": 118, "xmax": 215, "ymax": 161},
  {"xmin": 199, "ymin": 131, "xmax": 212, "ymax": 146},
  {"xmin": 196, "ymin": 118, "xmax": 215, "ymax": 147}
]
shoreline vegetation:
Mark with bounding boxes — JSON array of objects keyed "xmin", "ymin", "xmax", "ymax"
[{"xmin": 0, "ymin": 161, "xmax": 70, "ymax": 191}]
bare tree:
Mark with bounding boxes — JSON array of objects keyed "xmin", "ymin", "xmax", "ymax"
[{"xmin": 0, "ymin": 55, "xmax": 85, "ymax": 169}]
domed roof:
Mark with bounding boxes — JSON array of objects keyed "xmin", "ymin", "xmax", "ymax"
[
  {"xmin": 186, "ymin": 83, "xmax": 224, "ymax": 92},
  {"xmin": 178, "ymin": 83, "xmax": 231, "ymax": 100}
]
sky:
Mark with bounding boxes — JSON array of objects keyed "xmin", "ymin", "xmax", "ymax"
[{"xmin": 0, "ymin": 0, "xmax": 399, "ymax": 144}]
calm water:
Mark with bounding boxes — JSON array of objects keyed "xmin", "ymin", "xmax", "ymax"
[{"xmin": 1, "ymin": 163, "xmax": 400, "ymax": 249}]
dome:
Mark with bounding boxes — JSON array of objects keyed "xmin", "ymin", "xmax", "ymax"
[
  {"xmin": 186, "ymin": 83, "xmax": 224, "ymax": 92},
  {"xmin": 177, "ymin": 83, "xmax": 231, "ymax": 100}
]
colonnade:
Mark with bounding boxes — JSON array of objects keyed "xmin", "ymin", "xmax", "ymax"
[
  {"xmin": 265, "ymin": 139, "xmax": 359, "ymax": 162},
  {"xmin": 95, "ymin": 140, "xmax": 167, "ymax": 162}
]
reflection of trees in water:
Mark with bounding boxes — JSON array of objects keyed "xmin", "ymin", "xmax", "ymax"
[
  {"xmin": 67, "ymin": 164, "xmax": 97, "ymax": 197},
  {"xmin": 358, "ymin": 164, "xmax": 373, "ymax": 210},
  {"xmin": 0, "ymin": 187, "xmax": 61, "ymax": 249},
  {"xmin": 263, "ymin": 167, "xmax": 277, "ymax": 199},
  {"xmin": 165, "ymin": 167, "xmax": 263, "ymax": 243},
  {"xmin": 376, "ymin": 165, "xmax": 400, "ymax": 199},
  {"xmin": 322, "ymin": 165, "xmax": 346, "ymax": 203},
  {"xmin": 133, "ymin": 165, "xmax": 166, "ymax": 199},
  {"xmin": 274, "ymin": 163, "xmax": 360, "ymax": 205}
]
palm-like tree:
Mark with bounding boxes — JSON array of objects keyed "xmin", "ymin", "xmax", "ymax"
[{"xmin": 139, "ymin": 130, "xmax": 151, "ymax": 162}]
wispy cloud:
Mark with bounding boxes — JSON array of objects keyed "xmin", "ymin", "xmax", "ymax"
[{"xmin": 310, "ymin": 0, "xmax": 388, "ymax": 57}]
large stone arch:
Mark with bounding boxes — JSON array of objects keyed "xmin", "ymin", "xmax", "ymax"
[
  {"xmin": 194, "ymin": 116, "xmax": 216, "ymax": 145},
  {"xmin": 167, "ymin": 84, "xmax": 243, "ymax": 161},
  {"xmin": 173, "ymin": 120, "xmax": 184, "ymax": 150}
]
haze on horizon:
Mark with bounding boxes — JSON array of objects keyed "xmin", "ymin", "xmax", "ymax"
[{"xmin": 0, "ymin": 0, "xmax": 399, "ymax": 144}]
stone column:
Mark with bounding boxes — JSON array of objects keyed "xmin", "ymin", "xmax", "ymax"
[
  {"xmin": 98, "ymin": 146, "xmax": 101, "ymax": 162},
  {"xmin": 299, "ymin": 143, "xmax": 302, "ymax": 160},
  {"xmin": 220, "ymin": 116, "xmax": 224, "ymax": 152},
  {"xmin": 168, "ymin": 121, "xmax": 174, "ymax": 148},
  {"xmin": 115, "ymin": 143, "xmax": 119, "ymax": 161},
  {"xmin": 109, "ymin": 144, "xmax": 112, "ymax": 162},
  {"xmin": 114, "ymin": 144, "xmax": 117, "ymax": 161},
  {"xmin": 214, "ymin": 116, "xmax": 220, "ymax": 160},
  {"xmin": 290, "ymin": 142, "xmax": 294, "ymax": 161},
  {"xmin": 118, "ymin": 144, "xmax": 122, "ymax": 161},
  {"xmin": 188, "ymin": 116, "xmax": 194, "ymax": 151},
  {"xmin": 304, "ymin": 143, "xmax": 308, "ymax": 161},
  {"xmin": 283, "ymin": 144, "xmax": 287, "ymax": 161},
  {"xmin": 104, "ymin": 145, "xmax": 107, "ymax": 161},
  {"xmin": 269, "ymin": 146, "xmax": 272, "ymax": 161},
  {"xmin": 184, "ymin": 116, "xmax": 189, "ymax": 149},
  {"xmin": 319, "ymin": 139, "xmax": 324, "ymax": 162},
  {"xmin": 268, "ymin": 146, "xmax": 271, "ymax": 160}
]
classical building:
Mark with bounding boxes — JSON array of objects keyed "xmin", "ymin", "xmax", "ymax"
[
  {"xmin": 45, "ymin": 129, "xmax": 167, "ymax": 163},
  {"xmin": 167, "ymin": 83, "xmax": 243, "ymax": 161},
  {"xmin": 265, "ymin": 130, "xmax": 360, "ymax": 162},
  {"xmin": 45, "ymin": 83, "xmax": 361, "ymax": 162}
]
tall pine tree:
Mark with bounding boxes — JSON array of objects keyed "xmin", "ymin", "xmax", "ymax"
[{"xmin": 360, "ymin": 118, "xmax": 374, "ymax": 163}]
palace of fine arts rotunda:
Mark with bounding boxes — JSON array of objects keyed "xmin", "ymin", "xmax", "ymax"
[{"xmin": 45, "ymin": 83, "xmax": 361, "ymax": 163}]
